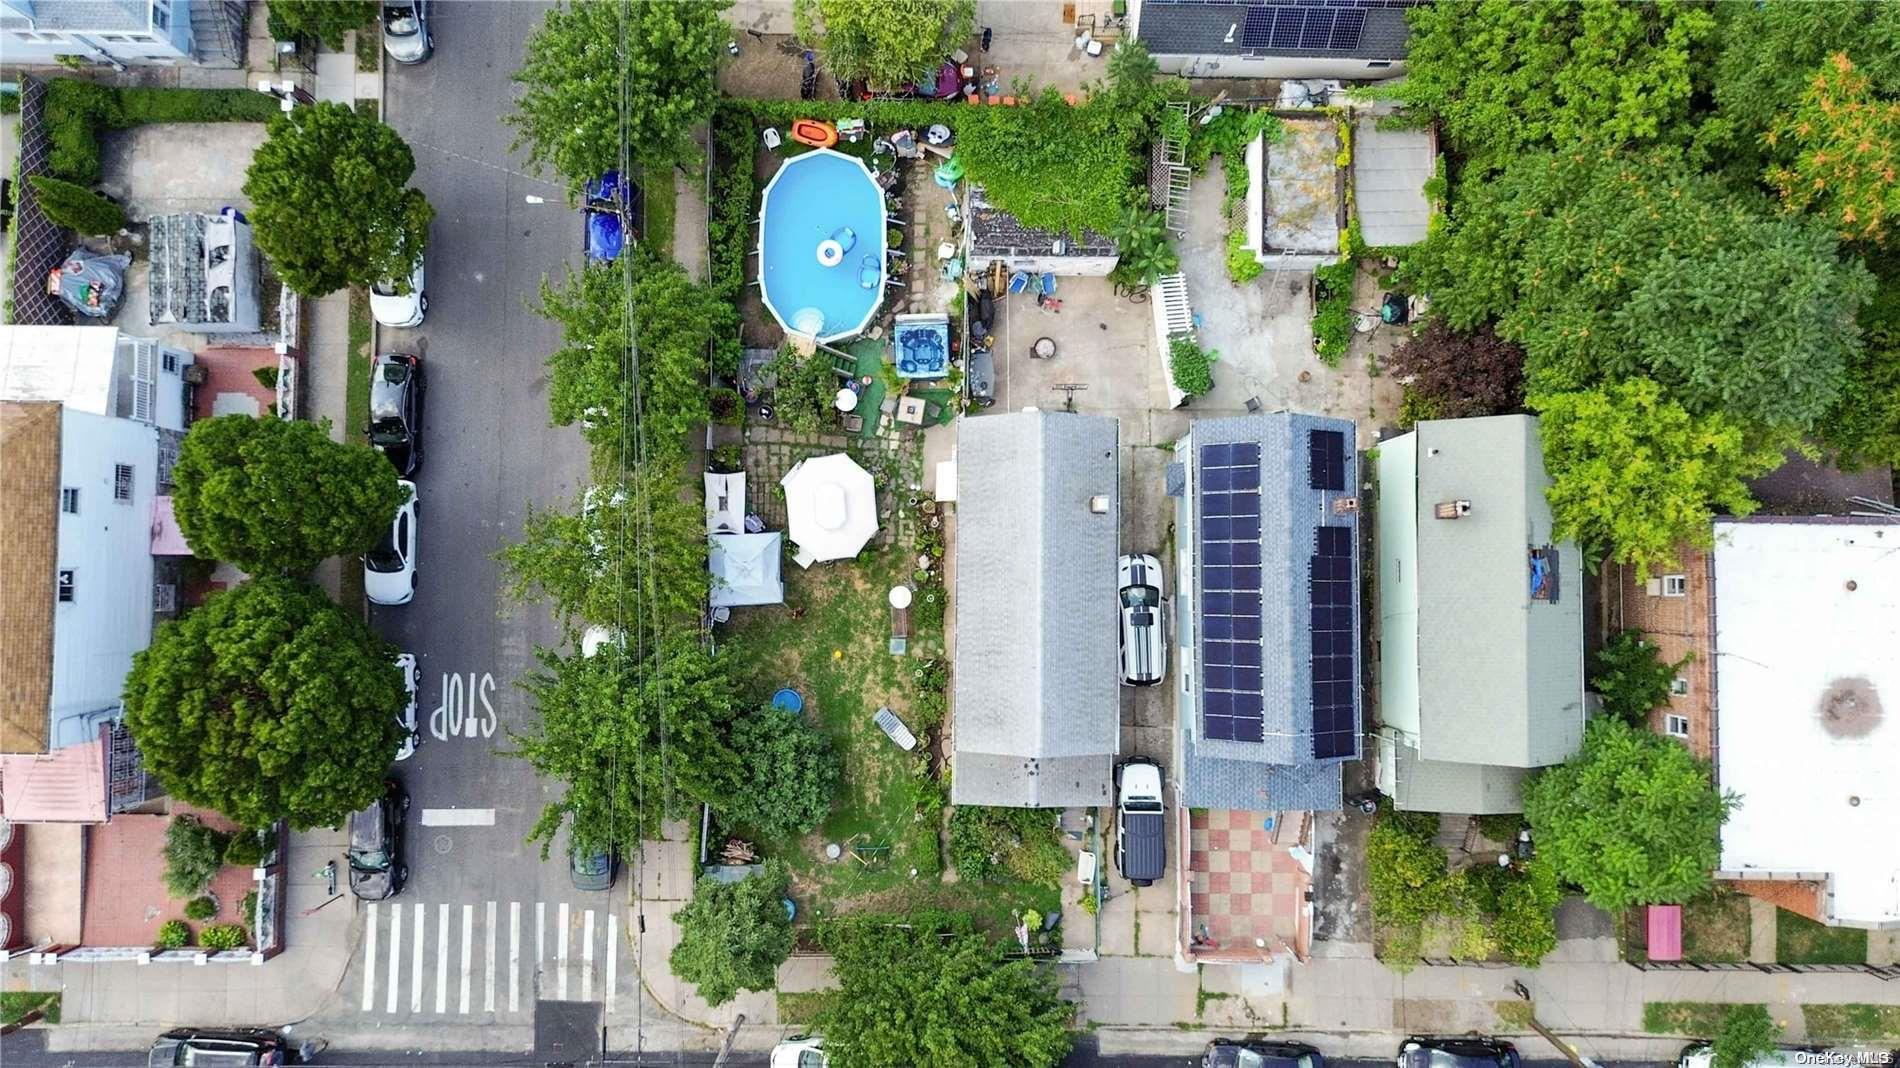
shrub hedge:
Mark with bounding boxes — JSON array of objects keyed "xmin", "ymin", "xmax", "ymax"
[{"xmin": 44, "ymin": 79, "xmax": 280, "ymax": 185}]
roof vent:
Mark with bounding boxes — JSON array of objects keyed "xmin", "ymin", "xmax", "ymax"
[
  {"xmin": 1434, "ymin": 500, "xmax": 1471, "ymax": 520},
  {"xmin": 1089, "ymin": 495, "xmax": 1111, "ymax": 515},
  {"xmin": 1331, "ymin": 497, "xmax": 1359, "ymax": 515}
]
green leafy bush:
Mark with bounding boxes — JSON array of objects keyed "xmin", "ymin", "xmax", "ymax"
[
  {"xmin": 1593, "ymin": 629, "xmax": 1692, "ymax": 725},
  {"xmin": 1474, "ymin": 813, "xmax": 1524, "ymax": 843},
  {"xmin": 1108, "ymin": 204, "xmax": 1179, "ymax": 288},
  {"xmin": 764, "ymin": 346, "xmax": 839, "ymax": 434},
  {"xmin": 199, "ymin": 923, "xmax": 248, "ymax": 951},
  {"xmin": 1169, "ymin": 335, "xmax": 1216, "ymax": 395},
  {"xmin": 183, "ymin": 896, "xmax": 219, "ymax": 922},
  {"xmin": 266, "ymin": 0, "xmax": 377, "ymax": 48},
  {"xmin": 223, "ymin": 829, "xmax": 266, "ymax": 869},
  {"xmin": 155, "ymin": 919, "xmax": 192, "ymax": 949},
  {"xmin": 709, "ymin": 109, "xmax": 759, "ymax": 307},
  {"xmin": 909, "ymin": 659, "xmax": 949, "ymax": 729},
  {"xmin": 239, "ymin": 890, "xmax": 260, "ymax": 935},
  {"xmin": 948, "ymin": 806, "xmax": 1066, "ymax": 885},
  {"xmin": 1313, "ymin": 259, "xmax": 1357, "ymax": 366},
  {"xmin": 720, "ymin": 708, "xmax": 840, "ymax": 838},
  {"xmin": 1225, "ymin": 229, "xmax": 1262, "ymax": 284},
  {"xmin": 1490, "ymin": 859, "xmax": 1561, "ymax": 966},
  {"xmin": 162, "ymin": 817, "xmax": 230, "ymax": 900},
  {"xmin": 1712, "ymin": 1005, "xmax": 1782, "ymax": 1068},
  {"xmin": 1366, "ymin": 816, "xmax": 1452, "ymax": 929},
  {"xmin": 27, "ymin": 175, "xmax": 124, "ymax": 235}
]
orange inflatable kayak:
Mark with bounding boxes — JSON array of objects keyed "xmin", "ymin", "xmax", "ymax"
[{"xmin": 790, "ymin": 119, "xmax": 838, "ymax": 148}]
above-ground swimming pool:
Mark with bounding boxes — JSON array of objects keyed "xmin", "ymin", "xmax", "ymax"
[{"xmin": 758, "ymin": 148, "xmax": 887, "ymax": 344}]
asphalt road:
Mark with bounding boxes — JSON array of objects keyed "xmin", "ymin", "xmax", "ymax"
[{"xmin": 314, "ymin": 0, "xmax": 622, "ymax": 1032}]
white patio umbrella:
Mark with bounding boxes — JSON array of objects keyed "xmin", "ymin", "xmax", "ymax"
[{"xmin": 780, "ymin": 453, "xmax": 879, "ymax": 566}]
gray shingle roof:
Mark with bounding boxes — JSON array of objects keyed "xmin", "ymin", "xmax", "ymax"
[
  {"xmin": 1136, "ymin": 2, "xmax": 1414, "ymax": 61},
  {"xmin": 1389, "ymin": 734, "xmax": 1529, "ymax": 814},
  {"xmin": 1408, "ymin": 416, "xmax": 1585, "ymax": 767},
  {"xmin": 968, "ymin": 187, "xmax": 1117, "ymax": 259},
  {"xmin": 951, "ymin": 410, "xmax": 1120, "ymax": 807},
  {"xmin": 1180, "ymin": 729, "xmax": 1343, "ymax": 810},
  {"xmin": 13, "ymin": 1, "xmax": 149, "ymax": 31}
]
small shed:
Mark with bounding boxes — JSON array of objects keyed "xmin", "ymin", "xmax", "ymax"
[
  {"xmin": 704, "ymin": 472, "xmax": 746, "ymax": 535},
  {"xmin": 147, "ymin": 212, "xmax": 260, "ymax": 333},
  {"xmin": 1352, "ymin": 118, "xmax": 1436, "ymax": 247},
  {"xmin": 1245, "ymin": 117, "xmax": 1346, "ymax": 272},
  {"xmin": 1645, "ymin": 904, "xmax": 1683, "ymax": 962}
]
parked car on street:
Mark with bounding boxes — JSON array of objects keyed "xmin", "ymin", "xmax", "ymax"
[
  {"xmin": 1118, "ymin": 552, "xmax": 1167, "ymax": 686},
  {"xmin": 367, "ymin": 352, "xmax": 423, "ymax": 476},
  {"xmin": 1115, "ymin": 757, "xmax": 1167, "ymax": 887},
  {"xmin": 771, "ymin": 1035, "xmax": 828, "ymax": 1068},
  {"xmin": 1206, "ymin": 1039, "xmax": 1324, "ymax": 1068},
  {"xmin": 148, "ymin": 1028, "xmax": 304, "ymax": 1065},
  {"xmin": 365, "ymin": 480, "xmax": 418, "ymax": 606},
  {"xmin": 347, "ymin": 778, "xmax": 409, "ymax": 901},
  {"xmin": 1398, "ymin": 1037, "xmax": 1521, "ymax": 1068},
  {"xmin": 583, "ymin": 171, "xmax": 643, "ymax": 264},
  {"xmin": 394, "ymin": 652, "xmax": 420, "ymax": 761},
  {"xmin": 1676, "ymin": 1044, "xmax": 1849, "ymax": 1068},
  {"xmin": 370, "ymin": 256, "xmax": 427, "ymax": 328},
  {"xmin": 570, "ymin": 842, "xmax": 618, "ymax": 892},
  {"xmin": 381, "ymin": 0, "xmax": 432, "ymax": 64}
]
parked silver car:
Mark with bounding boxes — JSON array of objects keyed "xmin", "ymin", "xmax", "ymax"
[{"xmin": 381, "ymin": 0, "xmax": 432, "ymax": 65}]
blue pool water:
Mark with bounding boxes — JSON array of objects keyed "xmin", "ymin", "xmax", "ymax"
[{"xmin": 758, "ymin": 149, "xmax": 887, "ymax": 343}]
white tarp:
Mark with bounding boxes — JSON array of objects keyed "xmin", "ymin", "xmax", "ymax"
[
  {"xmin": 704, "ymin": 472, "xmax": 746, "ymax": 535},
  {"xmin": 709, "ymin": 532, "xmax": 785, "ymax": 607},
  {"xmin": 779, "ymin": 453, "xmax": 878, "ymax": 566}
]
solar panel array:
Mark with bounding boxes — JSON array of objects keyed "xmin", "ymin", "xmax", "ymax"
[
  {"xmin": 1199, "ymin": 442, "xmax": 1265, "ymax": 744},
  {"xmin": 1310, "ymin": 524, "xmax": 1356, "ymax": 759},
  {"xmin": 1239, "ymin": 4, "xmax": 1368, "ymax": 51},
  {"xmin": 1307, "ymin": 428, "xmax": 1345, "ymax": 491},
  {"xmin": 1153, "ymin": 0, "xmax": 1418, "ymax": 7}
]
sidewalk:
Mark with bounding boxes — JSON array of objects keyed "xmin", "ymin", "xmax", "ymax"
[{"xmin": 35, "ymin": 825, "xmax": 360, "ymax": 1048}]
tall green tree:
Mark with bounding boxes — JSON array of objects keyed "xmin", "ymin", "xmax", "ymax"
[
  {"xmin": 511, "ymin": 636, "xmax": 742, "ymax": 854},
  {"xmin": 266, "ymin": 0, "xmax": 378, "ymax": 48},
  {"xmin": 719, "ymin": 708, "xmax": 838, "ymax": 839},
  {"xmin": 668, "ymin": 862, "xmax": 796, "ymax": 1007},
  {"xmin": 1389, "ymin": 0, "xmax": 1717, "ymax": 174},
  {"xmin": 1530, "ymin": 379, "xmax": 1782, "ymax": 576},
  {"xmin": 793, "ymin": 0, "xmax": 974, "ymax": 89},
  {"xmin": 1818, "ymin": 256, "xmax": 1900, "ymax": 468},
  {"xmin": 242, "ymin": 101, "xmax": 433, "ymax": 296},
  {"xmin": 170, "ymin": 414, "xmax": 402, "ymax": 575},
  {"xmin": 27, "ymin": 174, "xmax": 125, "ymax": 235},
  {"xmin": 815, "ymin": 913, "xmax": 1073, "ymax": 1068},
  {"xmin": 1701, "ymin": 0, "xmax": 1900, "ymax": 177},
  {"xmin": 498, "ymin": 470, "xmax": 709, "ymax": 630},
  {"xmin": 537, "ymin": 252, "xmax": 733, "ymax": 465},
  {"xmin": 1523, "ymin": 718, "xmax": 1734, "ymax": 911},
  {"xmin": 1411, "ymin": 149, "xmax": 1872, "ymax": 432},
  {"xmin": 1591, "ymin": 630, "xmax": 1693, "ymax": 725},
  {"xmin": 1769, "ymin": 53, "xmax": 1900, "ymax": 245},
  {"xmin": 510, "ymin": 0, "xmax": 728, "ymax": 188},
  {"xmin": 124, "ymin": 578, "xmax": 405, "ymax": 830}
]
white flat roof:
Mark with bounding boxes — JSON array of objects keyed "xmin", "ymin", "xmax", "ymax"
[
  {"xmin": 1713, "ymin": 518, "xmax": 1900, "ymax": 925},
  {"xmin": 0, "ymin": 326, "xmax": 121, "ymax": 415}
]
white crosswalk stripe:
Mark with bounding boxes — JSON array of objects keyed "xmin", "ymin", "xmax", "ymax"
[{"xmin": 356, "ymin": 898, "xmax": 623, "ymax": 1018}]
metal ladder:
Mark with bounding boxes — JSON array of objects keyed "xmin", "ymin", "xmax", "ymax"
[{"xmin": 1161, "ymin": 101, "xmax": 1193, "ymax": 236}]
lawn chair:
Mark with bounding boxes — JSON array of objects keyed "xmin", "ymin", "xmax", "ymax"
[
  {"xmin": 1039, "ymin": 271, "xmax": 1057, "ymax": 297},
  {"xmin": 762, "ymin": 127, "xmax": 782, "ymax": 150},
  {"xmin": 858, "ymin": 254, "xmax": 881, "ymax": 290},
  {"xmin": 874, "ymin": 707, "xmax": 918, "ymax": 750},
  {"xmin": 1007, "ymin": 270, "xmax": 1030, "ymax": 295}
]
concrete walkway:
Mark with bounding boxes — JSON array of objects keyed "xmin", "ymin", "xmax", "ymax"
[{"xmin": 1747, "ymin": 897, "xmax": 1778, "ymax": 964}]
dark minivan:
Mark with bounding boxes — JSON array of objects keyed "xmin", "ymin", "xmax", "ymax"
[
  {"xmin": 347, "ymin": 779, "xmax": 409, "ymax": 901},
  {"xmin": 368, "ymin": 352, "xmax": 423, "ymax": 477}
]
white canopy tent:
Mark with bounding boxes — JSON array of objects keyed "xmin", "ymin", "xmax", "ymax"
[
  {"xmin": 779, "ymin": 453, "xmax": 879, "ymax": 567},
  {"xmin": 709, "ymin": 532, "xmax": 785, "ymax": 607},
  {"xmin": 704, "ymin": 472, "xmax": 746, "ymax": 534}
]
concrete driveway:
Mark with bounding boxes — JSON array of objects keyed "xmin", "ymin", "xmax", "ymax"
[{"xmin": 98, "ymin": 123, "xmax": 269, "ymax": 221}]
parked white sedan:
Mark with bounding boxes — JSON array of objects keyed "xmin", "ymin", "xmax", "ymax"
[
  {"xmin": 370, "ymin": 257, "xmax": 427, "ymax": 329},
  {"xmin": 366, "ymin": 480, "xmax": 418, "ymax": 606},
  {"xmin": 394, "ymin": 652, "xmax": 420, "ymax": 760}
]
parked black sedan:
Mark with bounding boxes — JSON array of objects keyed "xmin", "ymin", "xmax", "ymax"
[
  {"xmin": 148, "ymin": 1027, "xmax": 303, "ymax": 1064},
  {"xmin": 1398, "ymin": 1037, "xmax": 1522, "ymax": 1068},
  {"xmin": 1205, "ymin": 1038, "xmax": 1324, "ymax": 1068}
]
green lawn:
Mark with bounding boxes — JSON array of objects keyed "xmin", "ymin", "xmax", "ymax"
[
  {"xmin": 1680, "ymin": 890, "xmax": 1752, "ymax": 962},
  {"xmin": 1643, "ymin": 1002, "xmax": 1760, "ymax": 1037},
  {"xmin": 722, "ymin": 536, "xmax": 1059, "ymax": 937},
  {"xmin": 337, "ymin": 287, "xmax": 374, "ymax": 616},
  {"xmin": 1, "ymin": 991, "xmax": 60, "ymax": 1026},
  {"xmin": 639, "ymin": 162, "xmax": 676, "ymax": 260},
  {"xmin": 776, "ymin": 990, "xmax": 827, "ymax": 1026},
  {"xmin": 1804, "ymin": 1003, "xmax": 1900, "ymax": 1041},
  {"xmin": 1776, "ymin": 909, "xmax": 1867, "ymax": 964}
]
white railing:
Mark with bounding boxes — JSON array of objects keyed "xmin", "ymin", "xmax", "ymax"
[
  {"xmin": 1151, "ymin": 273, "xmax": 1192, "ymax": 409},
  {"xmin": 129, "ymin": 337, "xmax": 156, "ymax": 425},
  {"xmin": 273, "ymin": 343, "xmax": 296, "ymax": 419}
]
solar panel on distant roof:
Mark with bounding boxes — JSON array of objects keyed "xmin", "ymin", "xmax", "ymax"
[
  {"xmin": 1329, "ymin": 8, "xmax": 1366, "ymax": 49},
  {"xmin": 1240, "ymin": 7, "xmax": 1273, "ymax": 51},
  {"xmin": 1299, "ymin": 9, "xmax": 1337, "ymax": 48},
  {"xmin": 1268, "ymin": 7, "xmax": 1304, "ymax": 50},
  {"xmin": 1308, "ymin": 429, "xmax": 1345, "ymax": 491}
]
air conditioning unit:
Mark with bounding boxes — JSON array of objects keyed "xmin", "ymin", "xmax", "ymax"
[
  {"xmin": 1434, "ymin": 499, "xmax": 1471, "ymax": 519},
  {"xmin": 1332, "ymin": 496, "xmax": 1359, "ymax": 515}
]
